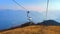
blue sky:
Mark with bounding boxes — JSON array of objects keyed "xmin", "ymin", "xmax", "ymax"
[
  {"xmin": 0, "ymin": 0, "xmax": 60, "ymax": 11},
  {"xmin": 0, "ymin": 0, "xmax": 46, "ymax": 11}
]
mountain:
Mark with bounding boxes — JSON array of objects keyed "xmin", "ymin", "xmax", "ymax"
[
  {"xmin": 20, "ymin": 22, "xmax": 35, "ymax": 27},
  {"xmin": 37, "ymin": 20, "xmax": 60, "ymax": 26}
]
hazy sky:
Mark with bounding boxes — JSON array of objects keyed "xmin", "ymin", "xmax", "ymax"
[{"xmin": 0, "ymin": 0, "xmax": 60, "ymax": 11}]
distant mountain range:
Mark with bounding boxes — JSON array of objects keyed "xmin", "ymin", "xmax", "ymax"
[{"xmin": 37, "ymin": 20, "xmax": 60, "ymax": 26}]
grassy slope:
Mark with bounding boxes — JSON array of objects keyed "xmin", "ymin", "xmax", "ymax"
[{"xmin": 0, "ymin": 25, "xmax": 60, "ymax": 34}]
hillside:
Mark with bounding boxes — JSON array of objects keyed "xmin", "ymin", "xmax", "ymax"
[
  {"xmin": 0, "ymin": 25, "xmax": 60, "ymax": 34},
  {"xmin": 37, "ymin": 20, "xmax": 60, "ymax": 26}
]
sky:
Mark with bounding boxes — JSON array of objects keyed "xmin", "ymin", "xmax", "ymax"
[
  {"xmin": 0, "ymin": 0, "xmax": 60, "ymax": 11},
  {"xmin": 0, "ymin": 0, "xmax": 46, "ymax": 11},
  {"xmin": 0, "ymin": 0, "xmax": 60, "ymax": 21}
]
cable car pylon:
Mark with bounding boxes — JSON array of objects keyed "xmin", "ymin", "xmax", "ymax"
[{"xmin": 45, "ymin": 0, "xmax": 49, "ymax": 20}]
